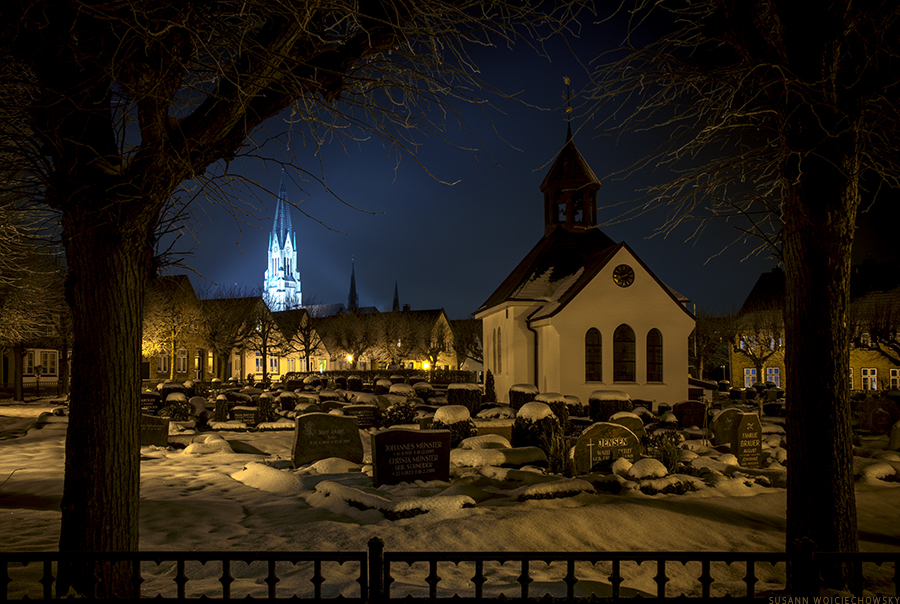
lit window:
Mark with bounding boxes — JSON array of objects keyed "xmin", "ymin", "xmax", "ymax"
[
  {"xmin": 157, "ymin": 353, "xmax": 169, "ymax": 374},
  {"xmin": 862, "ymin": 368, "xmax": 878, "ymax": 390},
  {"xmin": 176, "ymin": 349, "xmax": 188, "ymax": 374},
  {"xmin": 891, "ymin": 369, "xmax": 899, "ymax": 390},
  {"xmin": 40, "ymin": 351, "xmax": 58, "ymax": 376},
  {"xmin": 744, "ymin": 368, "xmax": 757, "ymax": 388},
  {"xmin": 24, "ymin": 351, "xmax": 34, "ymax": 376},
  {"xmin": 585, "ymin": 328, "xmax": 602, "ymax": 382},
  {"xmin": 647, "ymin": 329, "xmax": 663, "ymax": 382},
  {"xmin": 766, "ymin": 367, "xmax": 780, "ymax": 387},
  {"xmin": 613, "ymin": 324, "xmax": 635, "ymax": 382}
]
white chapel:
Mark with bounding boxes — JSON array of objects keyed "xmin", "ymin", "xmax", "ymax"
[
  {"xmin": 264, "ymin": 169, "xmax": 301, "ymax": 311},
  {"xmin": 473, "ymin": 127, "xmax": 695, "ymax": 409}
]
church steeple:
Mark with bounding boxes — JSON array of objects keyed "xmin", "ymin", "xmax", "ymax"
[
  {"xmin": 539, "ymin": 78, "xmax": 601, "ymax": 237},
  {"xmin": 264, "ymin": 168, "xmax": 301, "ymax": 310},
  {"xmin": 392, "ymin": 281, "xmax": 400, "ymax": 312},
  {"xmin": 348, "ymin": 260, "xmax": 359, "ymax": 311}
]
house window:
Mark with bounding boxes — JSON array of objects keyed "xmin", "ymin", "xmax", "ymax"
[
  {"xmin": 40, "ymin": 351, "xmax": 58, "ymax": 376},
  {"xmin": 849, "ymin": 368, "xmax": 853, "ymax": 390},
  {"xmin": 157, "ymin": 353, "xmax": 169, "ymax": 374},
  {"xmin": 287, "ymin": 358, "xmax": 295, "ymax": 373},
  {"xmin": 744, "ymin": 368, "xmax": 757, "ymax": 388},
  {"xmin": 585, "ymin": 328, "xmax": 602, "ymax": 382},
  {"xmin": 613, "ymin": 324, "xmax": 635, "ymax": 382},
  {"xmin": 891, "ymin": 369, "xmax": 900, "ymax": 390},
  {"xmin": 23, "ymin": 351, "xmax": 35, "ymax": 375},
  {"xmin": 766, "ymin": 367, "xmax": 780, "ymax": 387},
  {"xmin": 646, "ymin": 329, "xmax": 663, "ymax": 382},
  {"xmin": 255, "ymin": 352, "xmax": 262, "ymax": 372},
  {"xmin": 269, "ymin": 356, "xmax": 279, "ymax": 372},
  {"xmin": 176, "ymin": 348, "xmax": 188, "ymax": 374},
  {"xmin": 862, "ymin": 368, "xmax": 878, "ymax": 390}
]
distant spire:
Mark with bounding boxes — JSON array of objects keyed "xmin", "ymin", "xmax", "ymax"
[
  {"xmin": 272, "ymin": 168, "xmax": 291, "ymax": 247},
  {"xmin": 392, "ymin": 281, "xmax": 400, "ymax": 313},
  {"xmin": 348, "ymin": 259, "xmax": 359, "ymax": 311}
]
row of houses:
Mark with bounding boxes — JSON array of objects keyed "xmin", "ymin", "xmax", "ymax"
[
  {"xmin": 2, "ymin": 275, "xmax": 481, "ymax": 396},
  {"xmin": 729, "ymin": 262, "xmax": 900, "ymax": 392}
]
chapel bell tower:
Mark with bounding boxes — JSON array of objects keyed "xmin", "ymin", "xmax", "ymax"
[{"xmin": 539, "ymin": 124, "xmax": 601, "ymax": 237}]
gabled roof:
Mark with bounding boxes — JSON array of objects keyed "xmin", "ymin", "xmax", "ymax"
[
  {"xmin": 475, "ymin": 226, "xmax": 692, "ymax": 321},
  {"xmin": 474, "ymin": 226, "xmax": 617, "ymax": 315},
  {"xmin": 539, "ymin": 139, "xmax": 601, "ymax": 192},
  {"xmin": 738, "ymin": 268, "xmax": 785, "ymax": 315},
  {"xmin": 272, "ymin": 307, "xmax": 309, "ymax": 339}
]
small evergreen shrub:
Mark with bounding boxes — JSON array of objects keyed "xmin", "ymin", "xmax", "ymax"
[
  {"xmin": 381, "ymin": 399, "xmax": 418, "ymax": 427},
  {"xmin": 509, "ymin": 384, "xmax": 538, "ymax": 411},
  {"xmin": 641, "ymin": 431, "xmax": 682, "ymax": 472},
  {"xmin": 159, "ymin": 395, "xmax": 192, "ymax": 421},
  {"xmin": 430, "ymin": 417, "xmax": 477, "ymax": 447},
  {"xmin": 257, "ymin": 395, "xmax": 276, "ymax": 423},
  {"xmin": 484, "ymin": 370, "xmax": 497, "ymax": 403},
  {"xmin": 588, "ymin": 393, "xmax": 633, "ymax": 423},
  {"xmin": 347, "ymin": 375, "xmax": 363, "ymax": 391}
]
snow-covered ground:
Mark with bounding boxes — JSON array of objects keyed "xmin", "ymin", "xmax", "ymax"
[{"xmin": 1, "ymin": 398, "xmax": 898, "ymax": 599}]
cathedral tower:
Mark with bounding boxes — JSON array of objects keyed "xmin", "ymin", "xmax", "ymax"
[{"xmin": 264, "ymin": 169, "xmax": 301, "ymax": 310}]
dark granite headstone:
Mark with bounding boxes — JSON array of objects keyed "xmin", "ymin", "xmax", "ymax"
[
  {"xmin": 140, "ymin": 414, "xmax": 169, "ymax": 447},
  {"xmin": 371, "ymin": 429, "xmax": 451, "ymax": 487},
  {"xmin": 140, "ymin": 392, "xmax": 163, "ymax": 415},
  {"xmin": 731, "ymin": 413, "xmax": 762, "ymax": 468},
  {"xmin": 232, "ymin": 406, "xmax": 259, "ymax": 426},
  {"xmin": 342, "ymin": 404, "xmax": 380, "ymax": 429},
  {"xmin": 711, "ymin": 407, "xmax": 741, "ymax": 446},
  {"xmin": 608, "ymin": 412, "xmax": 646, "ymax": 440},
  {"xmin": 572, "ymin": 422, "xmax": 640, "ymax": 474},
  {"xmin": 292, "ymin": 413, "xmax": 363, "ymax": 467},
  {"xmin": 673, "ymin": 400, "xmax": 707, "ymax": 428},
  {"xmin": 873, "ymin": 409, "xmax": 893, "ymax": 435}
]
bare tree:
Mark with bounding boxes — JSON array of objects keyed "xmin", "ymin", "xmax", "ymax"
[
  {"xmin": 850, "ymin": 292, "xmax": 900, "ymax": 366},
  {"xmin": 142, "ymin": 276, "xmax": 203, "ymax": 381},
  {"xmin": 316, "ymin": 310, "xmax": 379, "ymax": 371},
  {"xmin": 1, "ymin": 2, "xmax": 586, "ymax": 594},
  {"xmin": 733, "ymin": 310, "xmax": 784, "ymax": 384},
  {"xmin": 197, "ymin": 287, "xmax": 260, "ymax": 381},
  {"xmin": 689, "ymin": 309, "xmax": 736, "ymax": 381},
  {"xmin": 374, "ymin": 310, "xmax": 428, "ymax": 368},
  {"xmin": 274, "ymin": 302, "xmax": 326, "ymax": 374},
  {"xmin": 589, "ymin": 0, "xmax": 900, "ymax": 590},
  {"xmin": 451, "ymin": 318, "xmax": 484, "ymax": 369},
  {"xmin": 245, "ymin": 293, "xmax": 287, "ymax": 384}
]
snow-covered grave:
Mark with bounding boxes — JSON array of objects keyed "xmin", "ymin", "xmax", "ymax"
[{"xmin": 1, "ymin": 396, "xmax": 899, "ymax": 599}]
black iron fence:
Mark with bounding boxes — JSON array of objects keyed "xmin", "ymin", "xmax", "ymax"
[{"xmin": 1, "ymin": 540, "xmax": 897, "ymax": 601}]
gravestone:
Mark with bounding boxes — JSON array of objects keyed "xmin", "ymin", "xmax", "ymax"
[
  {"xmin": 371, "ymin": 428, "xmax": 451, "ymax": 487},
  {"xmin": 188, "ymin": 396, "xmax": 207, "ymax": 416},
  {"xmin": 342, "ymin": 404, "xmax": 380, "ymax": 429},
  {"xmin": 474, "ymin": 421, "xmax": 514, "ymax": 442},
  {"xmin": 872, "ymin": 409, "xmax": 893, "ymax": 435},
  {"xmin": 140, "ymin": 392, "xmax": 162, "ymax": 415},
  {"xmin": 322, "ymin": 400, "xmax": 345, "ymax": 413},
  {"xmin": 711, "ymin": 407, "xmax": 741, "ymax": 446},
  {"xmin": 673, "ymin": 400, "xmax": 707, "ymax": 429},
  {"xmin": 730, "ymin": 413, "xmax": 762, "ymax": 468},
  {"xmin": 292, "ymin": 413, "xmax": 364, "ymax": 467},
  {"xmin": 889, "ymin": 421, "xmax": 900, "ymax": 451},
  {"xmin": 140, "ymin": 414, "xmax": 170, "ymax": 447},
  {"xmin": 572, "ymin": 422, "xmax": 640, "ymax": 474},
  {"xmin": 608, "ymin": 411, "xmax": 646, "ymax": 440},
  {"xmin": 232, "ymin": 406, "xmax": 259, "ymax": 427}
]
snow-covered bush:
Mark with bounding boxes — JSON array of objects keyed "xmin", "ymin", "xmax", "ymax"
[
  {"xmin": 413, "ymin": 381, "xmax": 434, "ymax": 402},
  {"xmin": 513, "ymin": 402, "xmax": 562, "ymax": 458},
  {"xmin": 448, "ymin": 383, "xmax": 481, "ymax": 415},
  {"xmin": 431, "ymin": 405, "xmax": 476, "ymax": 447},
  {"xmin": 535, "ymin": 392, "xmax": 569, "ymax": 428},
  {"xmin": 509, "ymin": 383, "xmax": 538, "ymax": 411},
  {"xmin": 588, "ymin": 390, "xmax": 632, "ymax": 422},
  {"xmin": 381, "ymin": 399, "xmax": 418, "ymax": 427},
  {"xmin": 374, "ymin": 378, "xmax": 392, "ymax": 395},
  {"xmin": 258, "ymin": 393, "xmax": 276, "ymax": 424},
  {"xmin": 160, "ymin": 392, "xmax": 192, "ymax": 421},
  {"xmin": 389, "ymin": 383, "xmax": 416, "ymax": 398},
  {"xmin": 347, "ymin": 375, "xmax": 363, "ymax": 392}
]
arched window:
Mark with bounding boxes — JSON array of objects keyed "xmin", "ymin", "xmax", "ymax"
[
  {"xmin": 572, "ymin": 191, "xmax": 584, "ymax": 222},
  {"xmin": 554, "ymin": 190, "xmax": 566, "ymax": 223},
  {"xmin": 497, "ymin": 327, "xmax": 502, "ymax": 373},
  {"xmin": 647, "ymin": 329, "xmax": 663, "ymax": 382},
  {"xmin": 492, "ymin": 328, "xmax": 497, "ymax": 373},
  {"xmin": 613, "ymin": 324, "xmax": 635, "ymax": 382},
  {"xmin": 585, "ymin": 328, "xmax": 602, "ymax": 382}
]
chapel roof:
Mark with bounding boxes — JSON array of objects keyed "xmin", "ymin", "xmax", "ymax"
[{"xmin": 539, "ymin": 137, "xmax": 601, "ymax": 193}]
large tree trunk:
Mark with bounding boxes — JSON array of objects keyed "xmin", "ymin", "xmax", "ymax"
[
  {"xmin": 57, "ymin": 205, "xmax": 153, "ymax": 598},
  {"xmin": 783, "ymin": 106, "xmax": 860, "ymax": 593}
]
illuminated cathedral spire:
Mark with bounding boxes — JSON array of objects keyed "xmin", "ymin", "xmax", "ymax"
[{"xmin": 264, "ymin": 168, "xmax": 301, "ymax": 310}]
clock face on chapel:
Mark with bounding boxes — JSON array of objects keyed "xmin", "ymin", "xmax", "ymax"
[{"xmin": 613, "ymin": 264, "xmax": 635, "ymax": 288}]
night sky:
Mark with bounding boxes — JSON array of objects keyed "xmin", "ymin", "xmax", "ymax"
[{"xmin": 162, "ymin": 19, "xmax": 898, "ymax": 320}]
